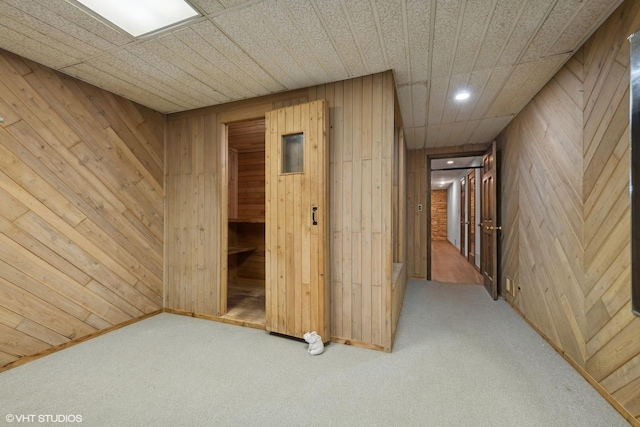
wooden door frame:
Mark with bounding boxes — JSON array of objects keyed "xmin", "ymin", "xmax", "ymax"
[
  {"xmin": 425, "ymin": 143, "xmax": 490, "ymax": 281},
  {"xmin": 219, "ymin": 115, "xmax": 267, "ymax": 317},
  {"xmin": 459, "ymin": 175, "xmax": 466, "ymax": 256},
  {"xmin": 467, "ymin": 169, "xmax": 477, "ymax": 268}
]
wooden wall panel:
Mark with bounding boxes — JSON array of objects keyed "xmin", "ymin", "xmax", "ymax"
[
  {"xmin": 165, "ymin": 71, "xmax": 402, "ymax": 351},
  {"xmin": 503, "ymin": 58, "xmax": 587, "ymax": 365},
  {"xmin": 406, "ymin": 150, "xmax": 427, "ymax": 279},
  {"xmin": 582, "ymin": 1, "xmax": 640, "ymax": 421},
  {"xmin": 0, "ymin": 49, "xmax": 164, "ymax": 369},
  {"xmin": 496, "ymin": 1, "xmax": 640, "ymax": 422}
]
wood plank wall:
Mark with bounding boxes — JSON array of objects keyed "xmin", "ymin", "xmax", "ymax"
[
  {"xmin": 430, "ymin": 190, "xmax": 448, "ymax": 241},
  {"xmin": 407, "ymin": 151, "xmax": 427, "ymax": 278},
  {"xmin": 496, "ymin": 0, "xmax": 640, "ymax": 421},
  {"xmin": 166, "ymin": 71, "xmax": 405, "ymax": 351},
  {"xmin": 0, "ymin": 49, "xmax": 165, "ymax": 368}
]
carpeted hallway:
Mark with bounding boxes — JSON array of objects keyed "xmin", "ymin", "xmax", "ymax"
[{"xmin": 0, "ymin": 280, "xmax": 628, "ymax": 426}]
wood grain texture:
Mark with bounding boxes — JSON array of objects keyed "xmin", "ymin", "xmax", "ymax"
[
  {"xmin": 165, "ymin": 71, "xmax": 403, "ymax": 351},
  {"xmin": 0, "ymin": 49, "xmax": 164, "ymax": 369},
  {"xmin": 496, "ymin": 0, "xmax": 640, "ymax": 421}
]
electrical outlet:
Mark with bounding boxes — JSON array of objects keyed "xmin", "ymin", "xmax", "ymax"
[
  {"xmin": 418, "ymin": 204, "xmax": 422, "ymax": 211},
  {"xmin": 506, "ymin": 277, "xmax": 515, "ymax": 296}
]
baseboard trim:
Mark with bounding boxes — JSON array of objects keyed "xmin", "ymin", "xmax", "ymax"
[
  {"xmin": 0, "ymin": 309, "xmax": 163, "ymax": 374},
  {"xmin": 163, "ymin": 308, "xmax": 267, "ymax": 331},
  {"xmin": 506, "ymin": 301, "xmax": 640, "ymax": 427}
]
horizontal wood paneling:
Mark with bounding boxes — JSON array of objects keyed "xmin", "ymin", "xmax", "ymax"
[
  {"xmin": 165, "ymin": 71, "xmax": 403, "ymax": 351},
  {"xmin": 0, "ymin": 49, "xmax": 164, "ymax": 369}
]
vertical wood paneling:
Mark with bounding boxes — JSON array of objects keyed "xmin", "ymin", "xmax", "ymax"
[
  {"xmin": 406, "ymin": 149, "xmax": 427, "ymax": 279},
  {"xmin": 166, "ymin": 72, "xmax": 401, "ymax": 351},
  {"xmin": 0, "ymin": 49, "xmax": 164, "ymax": 369}
]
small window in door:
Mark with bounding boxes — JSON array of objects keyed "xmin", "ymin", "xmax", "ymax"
[{"xmin": 282, "ymin": 132, "xmax": 304, "ymax": 173}]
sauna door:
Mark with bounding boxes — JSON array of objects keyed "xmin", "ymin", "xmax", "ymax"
[
  {"xmin": 264, "ymin": 100, "xmax": 330, "ymax": 341},
  {"xmin": 480, "ymin": 141, "xmax": 499, "ymax": 300}
]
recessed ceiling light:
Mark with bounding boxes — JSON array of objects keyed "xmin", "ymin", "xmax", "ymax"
[
  {"xmin": 454, "ymin": 90, "xmax": 471, "ymax": 101},
  {"xmin": 447, "ymin": 160, "xmax": 454, "ymax": 164},
  {"xmin": 75, "ymin": 0, "xmax": 200, "ymax": 37}
]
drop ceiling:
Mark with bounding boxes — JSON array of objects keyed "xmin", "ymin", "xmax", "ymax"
[{"xmin": 0, "ymin": 0, "xmax": 622, "ymax": 149}]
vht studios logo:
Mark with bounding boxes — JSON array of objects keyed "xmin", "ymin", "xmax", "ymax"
[{"xmin": 5, "ymin": 414, "xmax": 83, "ymax": 423}]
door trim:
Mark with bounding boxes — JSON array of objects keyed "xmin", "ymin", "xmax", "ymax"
[{"xmin": 425, "ymin": 143, "xmax": 491, "ymax": 281}]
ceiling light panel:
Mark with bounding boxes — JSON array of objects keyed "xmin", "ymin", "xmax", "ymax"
[{"xmin": 75, "ymin": 0, "xmax": 200, "ymax": 38}]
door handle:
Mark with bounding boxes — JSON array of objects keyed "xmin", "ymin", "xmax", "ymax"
[{"xmin": 312, "ymin": 206, "xmax": 318, "ymax": 225}]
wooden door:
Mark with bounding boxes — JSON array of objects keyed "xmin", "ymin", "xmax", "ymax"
[
  {"xmin": 265, "ymin": 100, "xmax": 330, "ymax": 341},
  {"xmin": 459, "ymin": 176, "xmax": 466, "ymax": 256},
  {"xmin": 480, "ymin": 141, "xmax": 498, "ymax": 300},
  {"xmin": 468, "ymin": 169, "xmax": 476, "ymax": 267}
]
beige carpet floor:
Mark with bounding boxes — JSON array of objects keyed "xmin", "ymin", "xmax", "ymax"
[{"xmin": 0, "ymin": 280, "xmax": 629, "ymax": 426}]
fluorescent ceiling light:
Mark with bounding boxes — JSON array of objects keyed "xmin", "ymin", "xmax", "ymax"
[
  {"xmin": 454, "ymin": 90, "xmax": 471, "ymax": 101},
  {"xmin": 76, "ymin": 0, "xmax": 200, "ymax": 37}
]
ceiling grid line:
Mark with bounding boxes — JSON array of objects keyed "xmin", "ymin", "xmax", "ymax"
[
  {"xmin": 339, "ymin": 0, "xmax": 371, "ymax": 75},
  {"xmin": 164, "ymin": 30, "xmax": 255, "ymax": 99},
  {"xmin": 190, "ymin": 20, "xmax": 285, "ymax": 93},
  {"xmin": 369, "ymin": 0, "xmax": 390, "ymax": 73},
  {"xmin": 513, "ymin": 0, "xmax": 559, "ymax": 65},
  {"xmin": 251, "ymin": 8, "xmax": 318, "ymax": 85},
  {"xmin": 308, "ymin": 0, "xmax": 352, "ymax": 77},
  {"xmin": 422, "ymin": 0, "xmax": 438, "ymax": 149},
  {"xmin": 209, "ymin": 10, "xmax": 299, "ymax": 90},
  {"xmin": 277, "ymin": 0, "xmax": 337, "ymax": 82}
]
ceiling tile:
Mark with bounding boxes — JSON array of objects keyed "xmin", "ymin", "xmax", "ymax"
[
  {"xmin": 406, "ymin": 0, "xmax": 431, "ymax": 82},
  {"xmin": 454, "ymin": 69, "xmax": 492, "ymax": 123},
  {"xmin": 549, "ymin": 0, "xmax": 623, "ymax": 57},
  {"xmin": 191, "ymin": 20, "xmax": 285, "ymax": 93},
  {"xmin": 469, "ymin": 66, "xmax": 513, "ymax": 121},
  {"xmin": 468, "ymin": 115, "xmax": 514, "ymax": 144},
  {"xmin": 35, "ymin": 0, "xmax": 132, "ymax": 46},
  {"xmin": 64, "ymin": 63, "xmax": 185, "ymax": 112},
  {"xmin": 474, "ymin": 0, "xmax": 525, "ymax": 71},
  {"xmin": 282, "ymin": 0, "xmax": 349, "ymax": 81},
  {"xmin": 412, "ymin": 82, "xmax": 427, "ymax": 128},
  {"xmin": 497, "ymin": 0, "xmax": 555, "ymax": 67},
  {"xmin": 0, "ymin": 25, "xmax": 77, "ymax": 69},
  {"xmin": 158, "ymin": 29, "xmax": 253, "ymax": 99},
  {"xmin": 191, "ymin": 0, "xmax": 226, "ymax": 15},
  {"xmin": 521, "ymin": 0, "xmax": 584, "ymax": 63},
  {"xmin": 451, "ymin": 0, "xmax": 494, "ymax": 75},
  {"xmin": 375, "ymin": 0, "xmax": 410, "ymax": 85},
  {"xmin": 414, "ymin": 126, "xmax": 427, "ymax": 150},
  {"xmin": 397, "ymin": 84, "xmax": 414, "ymax": 128},
  {"xmin": 257, "ymin": 0, "xmax": 331, "ymax": 85},
  {"xmin": 343, "ymin": 0, "xmax": 387, "ymax": 75},
  {"xmin": 313, "ymin": 0, "xmax": 367, "ymax": 77},
  {"xmin": 441, "ymin": 73, "xmax": 470, "ymax": 124},
  {"xmin": 430, "ymin": 0, "xmax": 461, "ymax": 78},
  {"xmin": 427, "ymin": 77, "xmax": 448, "ymax": 126},
  {"xmin": 212, "ymin": 5, "xmax": 305, "ymax": 89},
  {"xmin": 489, "ymin": 54, "xmax": 568, "ymax": 117}
]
